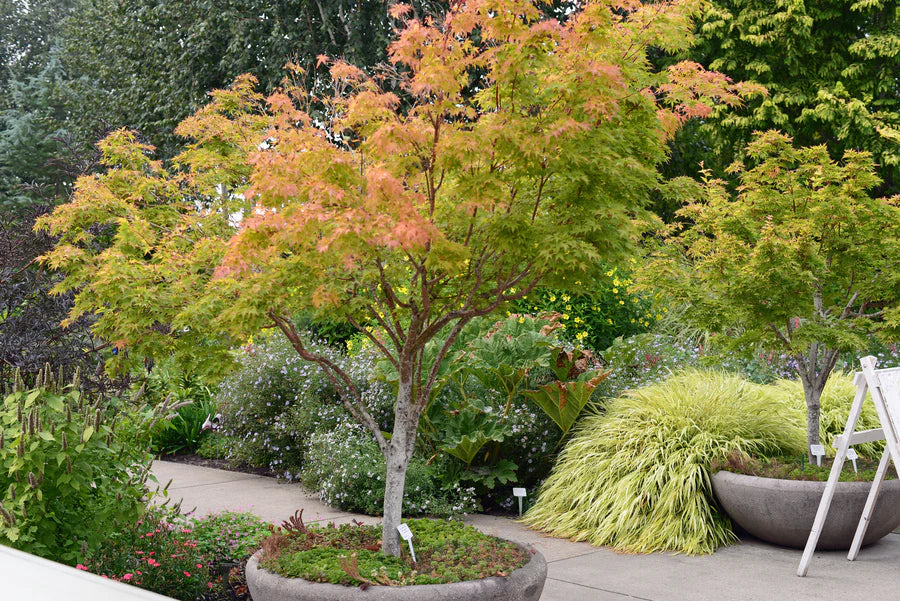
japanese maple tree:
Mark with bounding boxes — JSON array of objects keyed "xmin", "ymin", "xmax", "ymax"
[
  {"xmin": 38, "ymin": 0, "xmax": 750, "ymax": 555},
  {"xmin": 641, "ymin": 131, "xmax": 900, "ymax": 454}
]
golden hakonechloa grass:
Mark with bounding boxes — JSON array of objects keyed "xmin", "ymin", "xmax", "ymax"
[{"xmin": 524, "ymin": 370, "xmax": 869, "ymax": 555}]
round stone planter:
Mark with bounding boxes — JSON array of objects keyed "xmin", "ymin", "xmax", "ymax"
[
  {"xmin": 711, "ymin": 470, "xmax": 900, "ymax": 550},
  {"xmin": 245, "ymin": 543, "xmax": 547, "ymax": 601}
]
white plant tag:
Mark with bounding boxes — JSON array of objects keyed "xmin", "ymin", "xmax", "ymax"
[
  {"xmin": 513, "ymin": 487, "xmax": 527, "ymax": 516},
  {"xmin": 810, "ymin": 444, "xmax": 826, "ymax": 466},
  {"xmin": 397, "ymin": 523, "xmax": 416, "ymax": 563},
  {"xmin": 846, "ymin": 448, "xmax": 859, "ymax": 473}
]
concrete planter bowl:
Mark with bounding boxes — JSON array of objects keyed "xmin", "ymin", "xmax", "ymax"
[
  {"xmin": 245, "ymin": 543, "xmax": 547, "ymax": 601},
  {"xmin": 711, "ymin": 470, "xmax": 900, "ymax": 550}
]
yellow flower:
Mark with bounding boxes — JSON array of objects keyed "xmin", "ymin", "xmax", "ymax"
[
  {"xmin": 562, "ymin": 313, "xmax": 570, "ymax": 320},
  {"xmin": 574, "ymin": 317, "xmax": 583, "ymax": 324},
  {"xmin": 663, "ymin": 307, "xmax": 668, "ymax": 312},
  {"xmin": 631, "ymin": 318, "xmax": 636, "ymax": 323},
  {"xmin": 510, "ymin": 287, "xmax": 517, "ymax": 294},
  {"xmin": 612, "ymin": 288, "xmax": 618, "ymax": 294},
  {"xmin": 613, "ymin": 278, "xmax": 620, "ymax": 287},
  {"xmin": 346, "ymin": 340, "xmax": 354, "ymax": 351},
  {"xmin": 619, "ymin": 300, "xmax": 625, "ymax": 305},
  {"xmin": 607, "ymin": 318, "xmax": 613, "ymax": 324},
  {"xmin": 562, "ymin": 294, "xmax": 570, "ymax": 302},
  {"xmin": 518, "ymin": 317, "xmax": 525, "ymax": 323},
  {"xmin": 549, "ymin": 295, "xmax": 557, "ymax": 302},
  {"xmin": 565, "ymin": 305, "xmax": 572, "ymax": 311}
]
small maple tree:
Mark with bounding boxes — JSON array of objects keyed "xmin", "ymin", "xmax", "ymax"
[
  {"xmin": 640, "ymin": 130, "xmax": 900, "ymax": 455},
  {"xmin": 38, "ymin": 0, "xmax": 752, "ymax": 556}
]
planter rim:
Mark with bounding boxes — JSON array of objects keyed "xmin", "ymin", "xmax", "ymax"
[
  {"xmin": 712, "ymin": 469, "xmax": 900, "ymax": 489},
  {"xmin": 245, "ymin": 539, "xmax": 547, "ymax": 601}
]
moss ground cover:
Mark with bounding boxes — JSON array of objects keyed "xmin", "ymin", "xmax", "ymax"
[
  {"xmin": 715, "ymin": 453, "xmax": 897, "ymax": 483},
  {"xmin": 259, "ymin": 517, "xmax": 529, "ymax": 586}
]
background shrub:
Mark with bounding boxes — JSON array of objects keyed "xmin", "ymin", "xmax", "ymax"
[
  {"xmin": 216, "ymin": 333, "xmax": 393, "ymax": 479},
  {"xmin": 303, "ymin": 420, "xmax": 480, "ymax": 517}
]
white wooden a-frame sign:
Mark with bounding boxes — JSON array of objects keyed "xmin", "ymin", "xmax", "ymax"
[{"xmin": 797, "ymin": 356, "xmax": 900, "ymax": 577}]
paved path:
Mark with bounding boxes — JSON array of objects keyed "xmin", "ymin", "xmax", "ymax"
[{"xmin": 152, "ymin": 461, "xmax": 900, "ymax": 600}]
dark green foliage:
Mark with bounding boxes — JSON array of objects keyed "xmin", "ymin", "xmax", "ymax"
[
  {"xmin": 260, "ymin": 518, "xmax": 529, "ymax": 586},
  {"xmin": 0, "ymin": 374, "xmax": 155, "ymax": 562},
  {"xmin": 57, "ymin": 0, "xmax": 449, "ymax": 159},
  {"xmin": 692, "ymin": 0, "xmax": 900, "ymax": 194},
  {"xmin": 142, "ymin": 362, "xmax": 217, "ymax": 455},
  {"xmin": 151, "ymin": 399, "xmax": 217, "ymax": 456}
]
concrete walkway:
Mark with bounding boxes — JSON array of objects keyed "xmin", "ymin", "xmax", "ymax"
[{"xmin": 152, "ymin": 461, "xmax": 900, "ymax": 600}]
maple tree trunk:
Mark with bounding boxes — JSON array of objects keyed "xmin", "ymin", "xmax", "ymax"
[
  {"xmin": 798, "ymin": 367, "xmax": 828, "ymax": 459},
  {"xmin": 381, "ymin": 368, "xmax": 416, "ymax": 557}
]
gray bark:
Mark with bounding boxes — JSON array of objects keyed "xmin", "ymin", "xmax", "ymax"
[{"xmin": 381, "ymin": 366, "xmax": 416, "ymax": 557}]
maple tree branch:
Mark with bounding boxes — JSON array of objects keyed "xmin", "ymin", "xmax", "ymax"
[
  {"xmin": 346, "ymin": 315, "xmax": 399, "ymax": 368},
  {"xmin": 268, "ymin": 310, "xmax": 386, "ymax": 451},
  {"xmin": 839, "ymin": 291, "xmax": 860, "ymax": 319}
]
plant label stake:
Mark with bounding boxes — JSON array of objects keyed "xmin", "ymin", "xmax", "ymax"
[
  {"xmin": 810, "ymin": 444, "xmax": 826, "ymax": 467},
  {"xmin": 846, "ymin": 448, "xmax": 859, "ymax": 474},
  {"xmin": 397, "ymin": 523, "xmax": 416, "ymax": 564},
  {"xmin": 513, "ymin": 487, "xmax": 527, "ymax": 516}
]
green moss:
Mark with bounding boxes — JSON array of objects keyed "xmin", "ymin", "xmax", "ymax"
[
  {"xmin": 259, "ymin": 518, "xmax": 528, "ymax": 586},
  {"xmin": 718, "ymin": 454, "xmax": 897, "ymax": 483}
]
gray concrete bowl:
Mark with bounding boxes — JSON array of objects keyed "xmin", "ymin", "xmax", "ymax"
[
  {"xmin": 245, "ymin": 543, "xmax": 547, "ymax": 601},
  {"xmin": 712, "ymin": 470, "xmax": 900, "ymax": 550}
]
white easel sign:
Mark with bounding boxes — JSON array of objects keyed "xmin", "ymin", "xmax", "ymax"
[{"xmin": 798, "ymin": 356, "xmax": 900, "ymax": 577}]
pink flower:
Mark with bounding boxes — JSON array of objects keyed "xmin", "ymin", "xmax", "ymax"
[
  {"xmin": 123, "ymin": 574, "xmax": 133, "ymax": 581},
  {"xmin": 196, "ymin": 564, "xmax": 203, "ymax": 569},
  {"xmin": 181, "ymin": 528, "xmax": 193, "ymax": 533},
  {"xmin": 75, "ymin": 564, "xmax": 88, "ymax": 571},
  {"xmin": 184, "ymin": 571, "xmax": 191, "ymax": 578}
]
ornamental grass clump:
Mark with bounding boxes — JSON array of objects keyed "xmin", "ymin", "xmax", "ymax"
[{"xmin": 523, "ymin": 370, "xmax": 806, "ymax": 554}]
